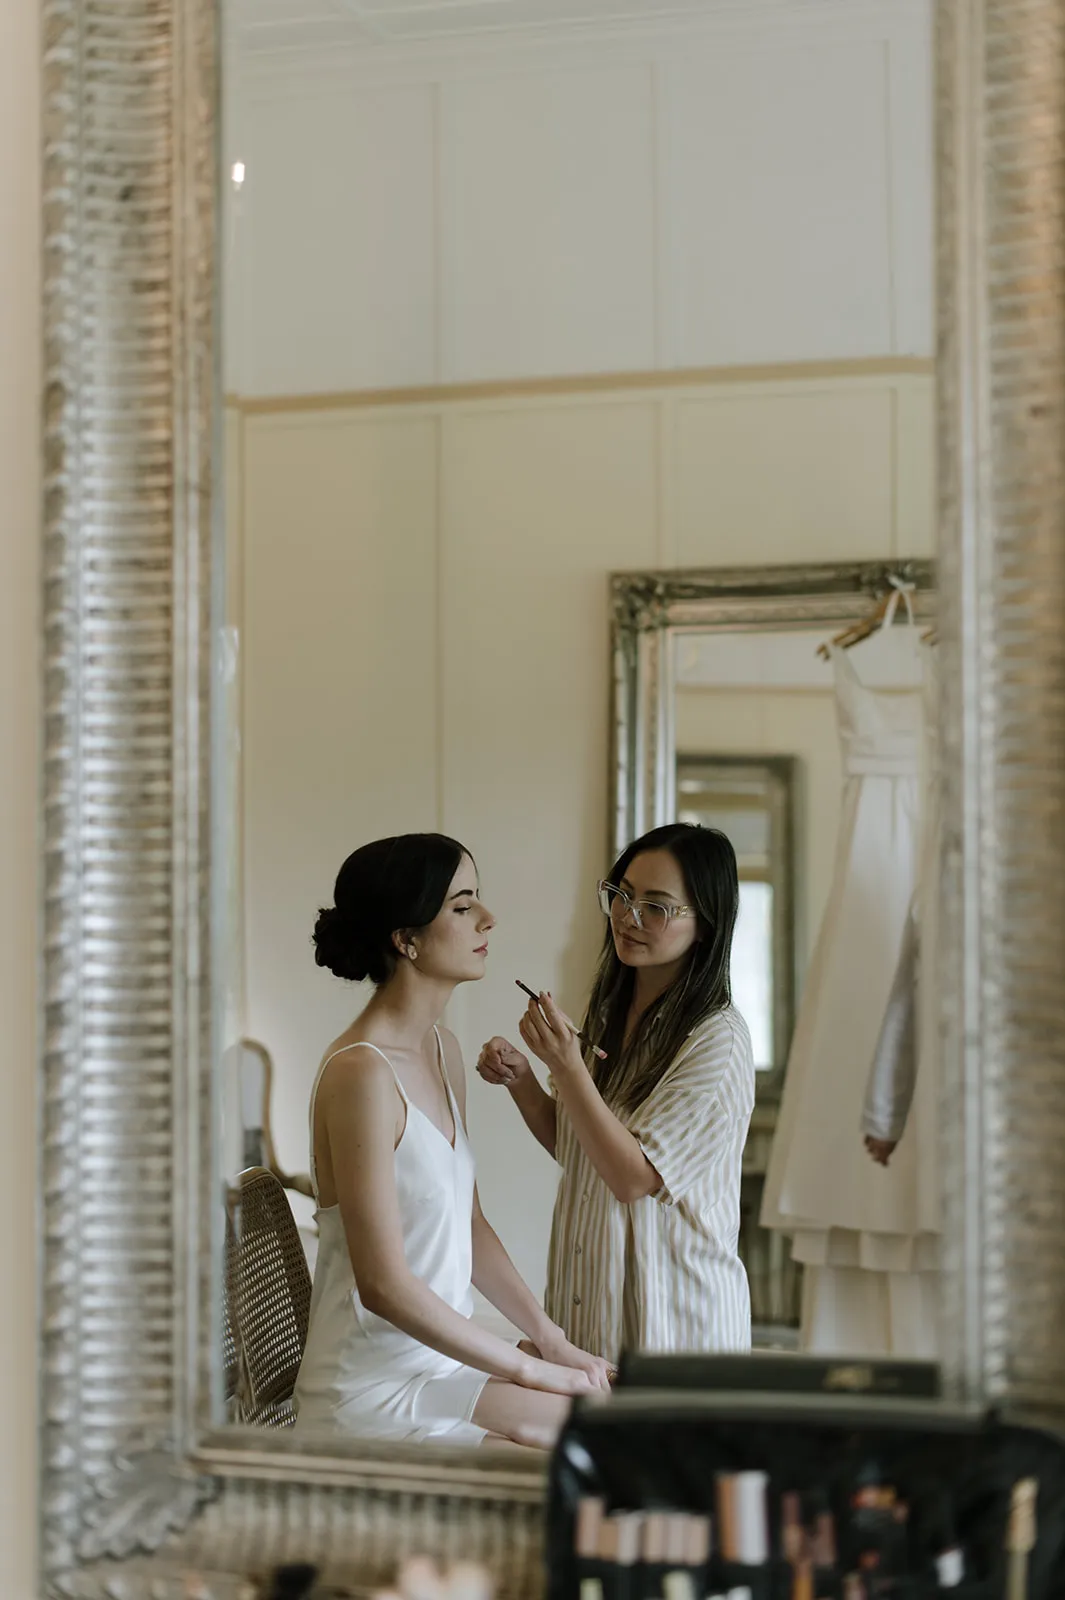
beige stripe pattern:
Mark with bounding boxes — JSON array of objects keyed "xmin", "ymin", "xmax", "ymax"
[{"xmin": 545, "ymin": 1006, "xmax": 755, "ymax": 1364}]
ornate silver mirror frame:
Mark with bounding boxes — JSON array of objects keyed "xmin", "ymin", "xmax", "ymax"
[
  {"xmin": 610, "ymin": 560, "xmax": 936, "ymax": 859},
  {"xmin": 610, "ymin": 557, "xmax": 936, "ymax": 1333},
  {"xmin": 38, "ymin": 1, "xmax": 1065, "ymax": 1596}
]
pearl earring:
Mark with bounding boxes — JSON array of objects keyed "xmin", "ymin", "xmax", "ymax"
[{"xmin": 408, "ymin": 947, "xmax": 417, "ymax": 961}]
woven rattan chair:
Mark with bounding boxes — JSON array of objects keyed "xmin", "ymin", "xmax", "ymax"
[{"xmin": 229, "ymin": 1166, "xmax": 313, "ymax": 1427}]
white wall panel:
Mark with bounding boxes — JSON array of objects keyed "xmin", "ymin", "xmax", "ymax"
[
  {"xmin": 438, "ymin": 65, "xmax": 657, "ymax": 381},
  {"xmin": 228, "ymin": 2, "xmax": 935, "ymax": 395},
  {"xmin": 661, "ymin": 38, "xmax": 894, "ymax": 365},
  {"xmin": 244, "ymin": 85, "xmax": 437, "ymax": 395}
]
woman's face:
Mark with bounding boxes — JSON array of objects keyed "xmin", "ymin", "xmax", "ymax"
[
  {"xmin": 414, "ymin": 854, "xmax": 495, "ymax": 982},
  {"xmin": 609, "ymin": 848, "xmax": 700, "ymax": 970}
]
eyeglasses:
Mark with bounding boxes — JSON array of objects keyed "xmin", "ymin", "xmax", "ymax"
[{"xmin": 596, "ymin": 880, "xmax": 695, "ymax": 935}]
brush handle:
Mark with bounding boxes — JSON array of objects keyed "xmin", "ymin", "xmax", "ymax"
[{"xmin": 514, "ymin": 979, "xmax": 607, "ymax": 1059}]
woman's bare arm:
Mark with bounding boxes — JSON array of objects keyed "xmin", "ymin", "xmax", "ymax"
[{"xmin": 441, "ymin": 1030, "xmax": 611, "ymax": 1386}]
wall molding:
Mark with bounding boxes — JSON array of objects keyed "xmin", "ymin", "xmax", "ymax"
[
  {"xmin": 230, "ymin": 0, "xmax": 930, "ymax": 88},
  {"xmin": 226, "ymin": 355, "xmax": 935, "ymax": 417}
]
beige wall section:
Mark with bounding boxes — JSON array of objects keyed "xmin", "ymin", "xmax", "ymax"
[
  {"xmin": 675, "ymin": 386, "xmax": 897, "ymax": 565},
  {"xmin": 235, "ymin": 368, "xmax": 934, "ymax": 1295},
  {"xmin": 439, "ymin": 402, "xmax": 658, "ymax": 1288},
  {"xmin": 675, "ymin": 688, "xmax": 843, "ymax": 986},
  {"xmin": 241, "ymin": 412, "xmax": 441, "ymax": 1181},
  {"xmin": 0, "ymin": 0, "xmax": 39, "ymax": 1585}
]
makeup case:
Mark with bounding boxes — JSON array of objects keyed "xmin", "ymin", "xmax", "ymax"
[{"xmin": 545, "ymin": 1357, "xmax": 1065, "ymax": 1600}]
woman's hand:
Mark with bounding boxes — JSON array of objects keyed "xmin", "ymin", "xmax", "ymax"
[
  {"xmin": 531, "ymin": 1328, "xmax": 615, "ymax": 1391},
  {"xmin": 864, "ymin": 1134, "xmax": 897, "ymax": 1167},
  {"xmin": 516, "ymin": 1350, "xmax": 608, "ymax": 1397},
  {"xmin": 477, "ymin": 1036, "xmax": 531, "ymax": 1089},
  {"xmin": 518, "ymin": 991, "xmax": 585, "ymax": 1079}
]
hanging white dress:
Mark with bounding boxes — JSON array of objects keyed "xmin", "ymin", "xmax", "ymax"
[
  {"xmin": 862, "ymin": 644, "xmax": 940, "ymax": 1173},
  {"xmin": 760, "ymin": 625, "xmax": 940, "ymax": 1357}
]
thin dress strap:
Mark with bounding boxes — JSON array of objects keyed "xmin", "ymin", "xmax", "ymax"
[
  {"xmin": 430, "ymin": 1024, "xmax": 457, "ymax": 1112},
  {"xmin": 308, "ymin": 1040, "xmax": 409, "ymax": 1202}
]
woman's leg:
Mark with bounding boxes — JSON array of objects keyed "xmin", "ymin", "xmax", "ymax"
[{"xmin": 472, "ymin": 1379, "xmax": 571, "ymax": 1450}]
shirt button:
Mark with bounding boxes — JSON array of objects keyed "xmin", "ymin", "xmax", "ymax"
[
  {"xmin": 581, "ymin": 1191, "xmax": 589, "ymax": 1203},
  {"xmin": 573, "ymin": 1295, "xmax": 582, "ymax": 1307},
  {"xmin": 574, "ymin": 1244, "xmax": 583, "ymax": 1256}
]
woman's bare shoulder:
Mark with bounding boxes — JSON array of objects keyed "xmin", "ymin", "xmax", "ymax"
[{"xmin": 316, "ymin": 1034, "xmax": 394, "ymax": 1102}]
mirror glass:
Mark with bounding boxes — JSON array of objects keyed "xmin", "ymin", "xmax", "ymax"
[{"xmin": 218, "ymin": 0, "xmax": 935, "ymax": 1447}]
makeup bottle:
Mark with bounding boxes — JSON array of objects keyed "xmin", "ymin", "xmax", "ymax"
[
  {"xmin": 607, "ymin": 1509, "xmax": 643, "ymax": 1600},
  {"xmin": 781, "ymin": 1493, "xmax": 804, "ymax": 1564},
  {"xmin": 732, "ymin": 1471, "xmax": 770, "ymax": 1566},
  {"xmin": 804, "ymin": 1490, "xmax": 837, "ymax": 1573},
  {"xmin": 1005, "ymin": 1477, "xmax": 1038, "ymax": 1600},
  {"xmin": 715, "ymin": 1476, "xmax": 738, "ymax": 1562},
  {"xmin": 659, "ymin": 1511, "xmax": 711, "ymax": 1600},
  {"xmin": 789, "ymin": 1557, "xmax": 814, "ymax": 1600},
  {"xmin": 661, "ymin": 1572, "xmax": 695, "ymax": 1600},
  {"xmin": 577, "ymin": 1499, "xmax": 606, "ymax": 1561},
  {"xmin": 638, "ymin": 1509, "xmax": 670, "ymax": 1600},
  {"xmin": 812, "ymin": 1510, "xmax": 837, "ymax": 1571},
  {"xmin": 685, "ymin": 1512, "xmax": 712, "ymax": 1580},
  {"xmin": 575, "ymin": 1496, "xmax": 607, "ymax": 1598}
]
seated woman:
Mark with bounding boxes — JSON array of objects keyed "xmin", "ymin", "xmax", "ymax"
[{"xmin": 292, "ymin": 832, "xmax": 611, "ymax": 1449}]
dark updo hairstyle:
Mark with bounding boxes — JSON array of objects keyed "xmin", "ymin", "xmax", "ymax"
[{"xmin": 312, "ymin": 833, "xmax": 471, "ymax": 985}]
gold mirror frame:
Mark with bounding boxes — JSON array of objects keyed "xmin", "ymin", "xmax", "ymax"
[{"xmin": 39, "ymin": 2, "xmax": 1065, "ymax": 1595}]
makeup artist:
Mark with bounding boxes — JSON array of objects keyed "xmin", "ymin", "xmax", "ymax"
[{"xmin": 477, "ymin": 822, "xmax": 755, "ymax": 1364}]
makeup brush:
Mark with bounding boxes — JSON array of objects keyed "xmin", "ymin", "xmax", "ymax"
[{"xmin": 515, "ymin": 980, "xmax": 608, "ymax": 1059}]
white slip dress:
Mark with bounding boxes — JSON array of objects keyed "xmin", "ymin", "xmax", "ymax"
[
  {"xmin": 292, "ymin": 1027, "xmax": 491, "ymax": 1443},
  {"xmin": 760, "ymin": 621, "xmax": 940, "ymax": 1357}
]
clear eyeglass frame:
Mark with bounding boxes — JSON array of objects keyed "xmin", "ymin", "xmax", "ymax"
[{"xmin": 596, "ymin": 879, "xmax": 696, "ymax": 934}]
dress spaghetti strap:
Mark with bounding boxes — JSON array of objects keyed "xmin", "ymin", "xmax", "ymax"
[{"xmin": 307, "ymin": 1039, "xmax": 410, "ymax": 1200}]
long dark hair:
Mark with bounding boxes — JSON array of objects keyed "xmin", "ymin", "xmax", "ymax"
[
  {"xmin": 582, "ymin": 822, "xmax": 739, "ymax": 1114},
  {"xmin": 312, "ymin": 833, "xmax": 470, "ymax": 985}
]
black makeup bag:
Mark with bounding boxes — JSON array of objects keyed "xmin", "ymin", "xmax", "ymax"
[{"xmin": 545, "ymin": 1356, "xmax": 1065, "ymax": 1600}]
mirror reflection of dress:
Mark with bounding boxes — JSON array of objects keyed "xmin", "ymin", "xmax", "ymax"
[
  {"xmin": 861, "ymin": 645, "xmax": 940, "ymax": 1212},
  {"xmin": 760, "ymin": 625, "xmax": 940, "ymax": 1357}
]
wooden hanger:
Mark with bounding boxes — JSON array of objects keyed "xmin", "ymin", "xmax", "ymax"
[
  {"xmin": 816, "ymin": 588, "xmax": 896, "ymax": 660},
  {"xmin": 817, "ymin": 575, "xmax": 921, "ymax": 660}
]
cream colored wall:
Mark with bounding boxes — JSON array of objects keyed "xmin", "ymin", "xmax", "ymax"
[
  {"xmin": 226, "ymin": 0, "xmax": 934, "ymax": 396},
  {"xmin": 0, "ymin": 0, "xmax": 39, "ymax": 1585},
  {"xmin": 235, "ymin": 367, "xmax": 934, "ymax": 1294},
  {"xmin": 674, "ymin": 688, "xmax": 843, "ymax": 982}
]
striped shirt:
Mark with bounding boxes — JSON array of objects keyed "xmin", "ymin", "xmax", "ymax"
[{"xmin": 544, "ymin": 1005, "xmax": 755, "ymax": 1363}]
